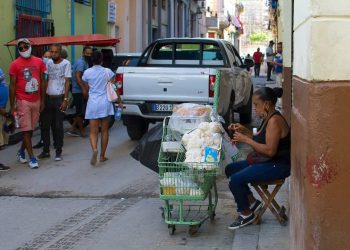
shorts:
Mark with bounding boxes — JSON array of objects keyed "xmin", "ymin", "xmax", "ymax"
[
  {"xmin": 73, "ymin": 93, "xmax": 87, "ymax": 117},
  {"xmin": 16, "ymin": 99, "xmax": 40, "ymax": 132}
]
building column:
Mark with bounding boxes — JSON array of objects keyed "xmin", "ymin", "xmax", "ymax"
[
  {"xmin": 291, "ymin": 0, "xmax": 350, "ymax": 249},
  {"xmin": 279, "ymin": 0, "xmax": 292, "ymax": 125}
]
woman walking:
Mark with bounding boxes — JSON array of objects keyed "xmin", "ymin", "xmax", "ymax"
[{"xmin": 82, "ymin": 51, "xmax": 122, "ymax": 165}]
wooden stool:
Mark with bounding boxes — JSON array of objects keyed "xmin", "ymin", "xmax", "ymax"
[{"xmin": 251, "ymin": 179, "xmax": 288, "ymax": 225}]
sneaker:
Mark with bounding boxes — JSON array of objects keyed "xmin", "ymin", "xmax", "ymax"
[
  {"xmin": 33, "ymin": 140, "xmax": 44, "ymax": 149},
  {"xmin": 66, "ymin": 131, "xmax": 80, "ymax": 137},
  {"xmin": 38, "ymin": 151, "xmax": 50, "ymax": 159},
  {"xmin": 250, "ymin": 200, "xmax": 263, "ymax": 213},
  {"xmin": 17, "ymin": 150, "xmax": 27, "ymax": 163},
  {"xmin": 55, "ymin": 151, "xmax": 62, "ymax": 161},
  {"xmin": 0, "ymin": 163, "xmax": 10, "ymax": 171},
  {"xmin": 228, "ymin": 213, "xmax": 257, "ymax": 230},
  {"xmin": 28, "ymin": 157, "xmax": 39, "ymax": 169}
]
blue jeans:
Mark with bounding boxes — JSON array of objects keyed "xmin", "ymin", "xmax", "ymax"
[{"xmin": 225, "ymin": 160, "xmax": 290, "ymax": 212}]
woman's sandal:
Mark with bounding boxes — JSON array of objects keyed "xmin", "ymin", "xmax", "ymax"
[
  {"xmin": 90, "ymin": 150, "xmax": 98, "ymax": 166},
  {"xmin": 100, "ymin": 157, "xmax": 109, "ymax": 162}
]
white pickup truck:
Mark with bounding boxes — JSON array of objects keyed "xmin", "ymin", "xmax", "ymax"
[{"xmin": 116, "ymin": 38, "xmax": 254, "ymax": 140}]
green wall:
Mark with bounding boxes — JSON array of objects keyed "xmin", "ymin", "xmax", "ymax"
[
  {"xmin": 96, "ymin": 0, "xmax": 108, "ymax": 35},
  {"xmin": 0, "ymin": 0, "xmax": 16, "ymax": 83},
  {"xmin": 0, "ymin": 0, "xmax": 109, "ymax": 70},
  {"xmin": 51, "ymin": 0, "xmax": 92, "ymax": 62}
]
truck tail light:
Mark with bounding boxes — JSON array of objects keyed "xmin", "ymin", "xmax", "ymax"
[
  {"xmin": 116, "ymin": 73, "xmax": 124, "ymax": 95},
  {"xmin": 209, "ymin": 75, "xmax": 216, "ymax": 98}
]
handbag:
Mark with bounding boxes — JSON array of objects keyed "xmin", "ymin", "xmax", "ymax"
[
  {"xmin": 105, "ymin": 70, "xmax": 118, "ymax": 102},
  {"xmin": 107, "ymin": 81, "xmax": 118, "ymax": 102},
  {"xmin": 246, "ymin": 151, "xmax": 271, "ymax": 165}
]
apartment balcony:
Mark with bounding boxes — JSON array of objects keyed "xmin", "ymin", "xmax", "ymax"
[{"xmin": 206, "ymin": 16, "xmax": 219, "ymax": 29}]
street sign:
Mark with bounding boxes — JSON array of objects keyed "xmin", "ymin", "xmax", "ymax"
[{"xmin": 107, "ymin": 1, "xmax": 116, "ymax": 23}]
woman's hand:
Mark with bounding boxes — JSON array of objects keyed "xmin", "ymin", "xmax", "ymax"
[
  {"xmin": 229, "ymin": 123, "xmax": 251, "ymax": 136},
  {"xmin": 232, "ymin": 131, "xmax": 251, "ymax": 144},
  {"xmin": 118, "ymin": 101, "xmax": 123, "ymax": 110}
]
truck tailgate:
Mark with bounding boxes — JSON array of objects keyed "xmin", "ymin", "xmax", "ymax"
[{"xmin": 120, "ymin": 67, "xmax": 212, "ymax": 102}]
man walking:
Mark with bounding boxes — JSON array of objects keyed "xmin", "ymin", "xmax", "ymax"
[
  {"xmin": 38, "ymin": 44, "xmax": 71, "ymax": 161},
  {"xmin": 33, "ymin": 50, "xmax": 52, "ymax": 149},
  {"xmin": 266, "ymin": 40, "xmax": 276, "ymax": 81},
  {"xmin": 67, "ymin": 46, "xmax": 92, "ymax": 137},
  {"xmin": 273, "ymin": 42, "xmax": 283, "ymax": 109},
  {"xmin": 9, "ymin": 38, "xmax": 46, "ymax": 169},
  {"xmin": 253, "ymin": 48, "xmax": 263, "ymax": 77}
]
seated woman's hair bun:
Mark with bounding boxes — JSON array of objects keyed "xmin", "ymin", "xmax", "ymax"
[
  {"xmin": 273, "ymin": 87, "xmax": 283, "ymax": 98},
  {"xmin": 254, "ymin": 87, "xmax": 283, "ymax": 105}
]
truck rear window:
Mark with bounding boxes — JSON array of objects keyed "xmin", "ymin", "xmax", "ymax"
[{"xmin": 148, "ymin": 42, "xmax": 225, "ymax": 66}]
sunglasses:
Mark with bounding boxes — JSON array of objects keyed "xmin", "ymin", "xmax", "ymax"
[{"xmin": 18, "ymin": 44, "xmax": 30, "ymax": 52}]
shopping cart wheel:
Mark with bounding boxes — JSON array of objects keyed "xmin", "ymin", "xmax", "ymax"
[
  {"xmin": 188, "ymin": 225, "xmax": 200, "ymax": 236},
  {"xmin": 168, "ymin": 225, "xmax": 176, "ymax": 235}
]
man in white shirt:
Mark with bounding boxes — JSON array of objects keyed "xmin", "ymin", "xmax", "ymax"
[
  {"xmin": 38, "ymin": 44, "xmax": 71, "ymax": 161},
  {"xmin": 266, "ymin": 40, "xmax": 276, "ymax": 81}
]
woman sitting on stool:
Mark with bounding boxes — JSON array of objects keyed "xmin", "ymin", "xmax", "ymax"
[{"xmin": 225, "ymin": 87, "xmax": 290, "ymax": 230}]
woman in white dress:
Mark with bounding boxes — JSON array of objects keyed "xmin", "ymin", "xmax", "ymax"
[{"xmin": 82, "ymin": 51, "xmax": 122, "ymax": 165}]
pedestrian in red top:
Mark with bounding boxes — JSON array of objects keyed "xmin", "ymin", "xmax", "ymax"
[
  {"xmin": 253, "ymin": 48, "xmax": 263, "ymax": 77},
  {"xmin": 9, "ymin": 38, "xmax": 46, "ymax": 169}
]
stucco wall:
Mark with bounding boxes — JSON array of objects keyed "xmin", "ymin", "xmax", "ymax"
[
  {"xmin": 0, "ymin": 1, "xmax": 16, "ymax": 83},
  {"xmin": 293, "ymin": 0, "xmax": 350, "ymax": 81},
  {"xmin": 96, "ymin": 0, "xmax": 109, "ymax": 36},
  {"xmin": 291, "ymin": 0, "xmax": 350, "ymax": 249},
  {"xmin": 51, "ymin": 1, "xmax": 92, "ymax": 62}
]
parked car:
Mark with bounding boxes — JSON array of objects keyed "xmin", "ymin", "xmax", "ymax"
[{"xmin": 116, "ymin": 38, "xmax": 254, "ymax": 140}]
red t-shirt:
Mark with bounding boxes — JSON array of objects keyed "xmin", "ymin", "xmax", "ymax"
[
  {"xmin": 9, "ymin": 56, "xmax": 46, "ymax": 102},
  {"xmin": 253, "ymin": 52, "xmax": 263, "ymax": 64}
]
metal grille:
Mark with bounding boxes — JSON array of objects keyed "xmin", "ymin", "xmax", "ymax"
[
  {"xmin": 75, "ymin": 0, "xmax": 91, "ymax": 6},
  {"xmin": 16, "ymin": 0, "xmax": 51, "ymax": 17}
]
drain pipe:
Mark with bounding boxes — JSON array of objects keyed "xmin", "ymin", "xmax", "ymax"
[
  {"xmin": 70, "ymin": 0, "xmax": 75, "ymax": 65},
  {"xmin": 92, "ymin": 0, "xmax": 96, "ymax": 34}
]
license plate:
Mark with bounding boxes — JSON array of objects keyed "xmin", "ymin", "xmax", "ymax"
[{"xmin": 151, "ymin": 104, "xmax": 173, "ymax": 112}]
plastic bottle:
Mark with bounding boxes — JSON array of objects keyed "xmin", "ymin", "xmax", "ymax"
[
  {"xmin": 14, "ymin": 112, "xmax": 20, "ymax": 128},
  {"xmin": 114, "ymin": 106, "xmax": 122, "ymax": 121}
]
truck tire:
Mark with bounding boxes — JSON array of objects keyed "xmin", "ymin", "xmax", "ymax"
[
  {"xmin": 238, "ymin": 86, "xmax": 253, "ymax": 124},
  {"xmin": 124, "ymin": 116, "xmax": 149, "ymax": 140}
]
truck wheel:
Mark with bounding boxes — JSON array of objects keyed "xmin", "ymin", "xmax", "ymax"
[
  {"xmin": 125, "ymin": 117, "xmax": 149, "ymax": 140},
  {"xmin": 238, "ymin": 86, "xmax": 253, "ymax": 124}
]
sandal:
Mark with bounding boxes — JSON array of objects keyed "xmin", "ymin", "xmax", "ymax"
[
  {"xmin": 90, "ymin": 150, "xmax": 98, "ymax": 166},
  {"xmin": 100, "ymin": 157, "xmax": 109, "ymax": 162}
]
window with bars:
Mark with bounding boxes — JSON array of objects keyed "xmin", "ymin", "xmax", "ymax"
[
  {"xmin": 16, "ymin": 0, "xmax": 51, "ymax": 17},
  {"xmin": 15, "ymin": 0, "xmax": 53, "ymax": 57},
  {"xmin": 75, "ymin": 0, "xmax": 91, "ymax": 6}
]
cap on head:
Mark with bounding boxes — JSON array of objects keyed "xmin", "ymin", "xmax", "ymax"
[
  {"xmin": 17, "ymin": 38, "xmax": 31, "ymax": 46},
  {"xmin": 269, "ymin": 40, "xmax": 275, "ymax": 45}
]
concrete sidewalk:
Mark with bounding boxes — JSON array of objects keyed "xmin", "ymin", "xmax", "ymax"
[{"xmin": 230, "ymin": 74, "xmax": 290, "ymax": 250}]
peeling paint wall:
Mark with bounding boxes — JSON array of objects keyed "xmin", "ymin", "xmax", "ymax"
[{"xmin": 291, "ymin": 0, "xmax": 350, "ymax": 249}]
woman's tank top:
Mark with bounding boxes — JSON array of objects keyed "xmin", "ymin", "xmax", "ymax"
[{"xmin": 253, "ymin": 111, "xmax": 291, "ymax": 165}]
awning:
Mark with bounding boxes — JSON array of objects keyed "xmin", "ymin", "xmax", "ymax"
[{"xmin": 5, "ymin": 34, "xmax": 120, "ymax": 47}]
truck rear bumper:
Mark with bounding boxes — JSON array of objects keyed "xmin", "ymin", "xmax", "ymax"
[
  {"xmin": 122, "ymin": 99, "xmax": 214, "ymax": 120},
  {"xmin": 123, "ymin": 103, "xmax": 170, "ymax": 119}
]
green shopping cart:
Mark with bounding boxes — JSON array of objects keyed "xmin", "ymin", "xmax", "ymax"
[{"xmin": 158, "ymin": 116, "xmax": 222, "ymax": 236}]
